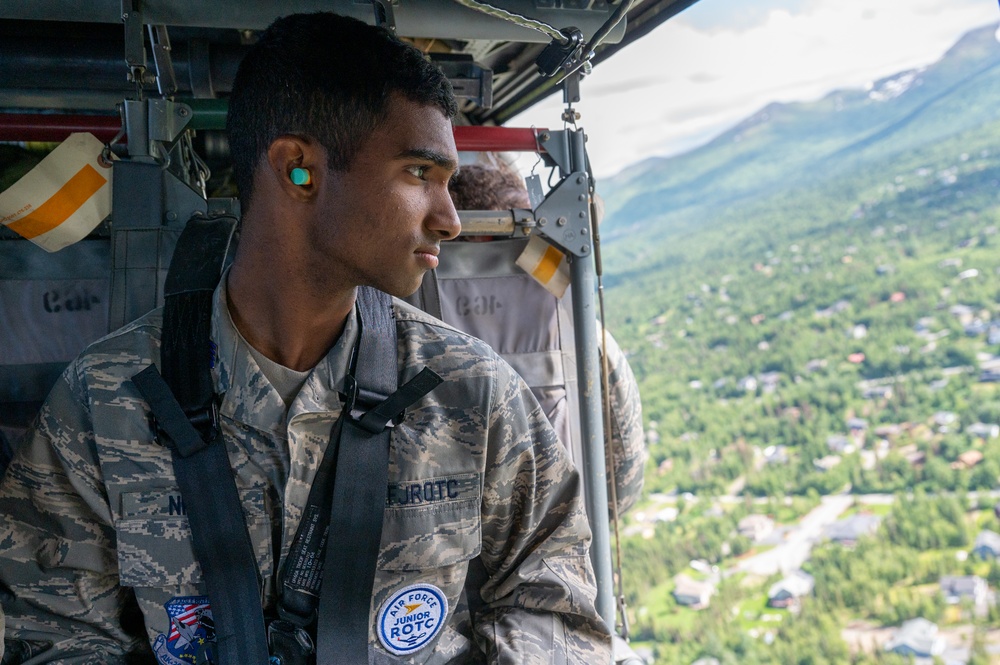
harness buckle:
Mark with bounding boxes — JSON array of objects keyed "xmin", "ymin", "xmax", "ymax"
[{"xmin": 267, "ymin": 619, "xmax": 315, "ymax": 665}]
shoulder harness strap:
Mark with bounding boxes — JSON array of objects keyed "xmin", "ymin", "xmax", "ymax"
[
  {"xmin": 132, "ymin": 214, "xmax": 271, "ymax": 665},
  {"xmin": 315, "ymin": 287, "xmax": 426, "ymax": 662}
]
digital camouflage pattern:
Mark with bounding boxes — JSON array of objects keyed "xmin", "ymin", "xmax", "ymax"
[
  {"xmin": 0, "ymin": 284, "xmax": 611, "ymax": 664},
  {"xmin": 601, "ymin": 327, "xmax": 646, "ymax": 516}
]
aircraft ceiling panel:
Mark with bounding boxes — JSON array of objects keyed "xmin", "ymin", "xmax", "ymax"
[
  {"xmin": 0, "ymin": 0, "xmax": 702, "ymax": 123},
  {"xmin": 0, "ymin": 0, "xmax": 626, "ymax": 42}
]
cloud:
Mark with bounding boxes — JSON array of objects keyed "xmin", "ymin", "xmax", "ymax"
[
  {"xmin": 511, "ymin": 0, "xmax": 999, "ymax": 179},
  {"xmin": 687, "ymin": 72, "xmax": 720, "ymax": 84}
]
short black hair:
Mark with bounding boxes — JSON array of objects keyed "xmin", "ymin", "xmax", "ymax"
[{"xmin": 227, "ymin": 12, "xmax": 457, "ymax": 212}]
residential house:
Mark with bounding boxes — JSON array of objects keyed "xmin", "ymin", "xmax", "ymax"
[
  {"xmin": 673, "ymin": 574, "xmax": 715, "ymax": 610},
  {"xmin": 966, "ymin": 422, "xmax": 1000, "ymax": 439},
  {"xmin": 979, "ymin": 369, "xmax": 1000, "ymax": 383},
  {"xmin": 815, "ymin": 300, "xmax": 850, "ymax": 318},
  {"xmin": 805, "ymin": 359, "xmax": 828, "ymax": 373},
  {"xmin": 826, "ymin": 513, "xmax": 881, "ymax": 546},
  {"xmin": 863, "ymin": 385, "xmax": 893, "ymax": 399},
  {"xmin": 964, "ymin": 319, "xmax": 988, "ymax": 336},
  {"xmin": 860, "ymin": 444, "xmax": 889, "ymax": 471},
  {"xmin": 896, "ymin": 444, "xmax": 927, "ymax": 467},
  {"xmin": 972, "ymin": 530, "xmax": 1000, "ymax": 560},
  {"xmin": 884, "ymin": 618, "xmax": 946, "ymax": 660},
  {"xmin": 847, "ymin": 418, "xmax": 867, "ymax": 447},
  {"xmin": 763, "ymin": 445, "xmax": 789, "ymax": 466},
  {"xmin": 768, "ymin": 571, "xmax": 815, "ymax": 610},
  {"xmin": 813, "ymin": 455, "xmax": 842, "ymax": 472},
  {"xmin": 933, "ymin": 411, "xmax": 958, "ymax": 431},
  {"xmin": 826, "ymin": 435, "xmax": 855, "ymax": 454},
  {"xmin": 758, "ymin": 372, "xmax": 781, "ymax": 393},
  {"xmin": 958, "ymin": 268, "xmax": 980, "ymax": 280},
  {"xmin": 988, "ymin": 323, "xmax": 1000, "ymax": 345},
  {"xmin": 873, "ymin": 424, "xmax": 902, "ymax": 439},
  {"xmin": 939, "ymin": 575, "xmax": 989, "ymax": 617},
  {"xmin": 654, "ymin": 507, "xmax": 679, "ymax": 523},
  {"xmin": 738, "ymin": 375, "xmax": 757, "ymax": 392},
  {"xmin": 949, "ymin": 304, "xmax": 975, "ymax": 325},
  {"xmin": 847, "ymin": 417, "xmax": 868, "ymax": 432},
  {"xmin": 738, "ymin": 514, "xmax": 775, "ymax": 542},
  {"xmin": 952, "ymin": 450, "xmax": 983, "ymax": 470},
  {"xmin": 979, "ymin": 355, "xmax": 1000, "ymax": 382}
]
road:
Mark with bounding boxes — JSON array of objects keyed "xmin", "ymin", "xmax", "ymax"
[
  {"xmin": 725, "ymin": 494, "xmax": 854, "ymax": 577},
  {"xmin": 719, "ymin": 489, "xmax": 1000, "ymax": 577}
]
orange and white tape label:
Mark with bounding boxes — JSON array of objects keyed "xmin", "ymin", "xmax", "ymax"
[{"xmin": 0, "ymin": 133, "xmax": 112, "ymax": 252}]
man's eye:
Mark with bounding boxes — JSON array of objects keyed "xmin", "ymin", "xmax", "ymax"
[{"xmin": 407, "ymin": 165, "xmax": 429, "ymax": 179}]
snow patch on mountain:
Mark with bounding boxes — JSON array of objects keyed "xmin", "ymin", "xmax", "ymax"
[{"xmin": 867, "ymin": 69, "xmax": 924, "ymax": 102}]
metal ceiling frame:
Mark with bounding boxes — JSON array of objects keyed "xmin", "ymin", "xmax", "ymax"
[{"xmin": 0, "ymin": 0, "xmax": 701, "ymax": 125}]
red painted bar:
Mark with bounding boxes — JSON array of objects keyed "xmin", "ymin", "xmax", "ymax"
[
  {"xmin": 0, "ymin": 113, "xmax": 548, "ymax": 153},
  {"xmin": 0, "ymin": 113, "xmax": 122, "ymax": 143},
  {"xmin": 453, "ymin": 125, "xmax": 549, "ymax": 153}
]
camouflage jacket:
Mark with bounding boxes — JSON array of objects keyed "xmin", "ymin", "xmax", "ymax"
[
  {"xmin": 0, "ymin": 285, "xmax": 611, "ymax": 665},
  {"xmin": 600, "ymin": 327, "xmax": 645, "ymax": 516}
]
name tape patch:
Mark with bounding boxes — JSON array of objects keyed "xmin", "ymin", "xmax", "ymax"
[
  {"xmin": 385, "ymin": 473, "xmax": 479, "ymax": 507},
  {"xmin": 377, "ymin": 583, "xmax": 448, "ymax": 656}
]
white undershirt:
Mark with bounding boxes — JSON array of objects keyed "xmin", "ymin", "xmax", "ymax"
[{"xmin": 245, "ymin": 342, "xmax": 312, "ymax": 408}]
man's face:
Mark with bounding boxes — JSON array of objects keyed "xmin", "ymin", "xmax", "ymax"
[{"xmin": 311, "ymin": 94, "xmax": 461, "ymax": 297}]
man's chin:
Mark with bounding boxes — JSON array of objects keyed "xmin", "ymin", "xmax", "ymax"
[{"xmin": 376, "ymin": 275, "xmax": 424, "ymax": 299}]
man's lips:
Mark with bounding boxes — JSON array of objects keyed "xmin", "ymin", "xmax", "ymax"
[{"xmin": 415, "ymin": 247, "xmax": 439, "ymax": 269}]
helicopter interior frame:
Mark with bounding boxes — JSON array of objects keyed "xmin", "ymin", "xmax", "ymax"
[{"xmin": 0, "ymin": 0, "xmax": 704, "ymax": 642}]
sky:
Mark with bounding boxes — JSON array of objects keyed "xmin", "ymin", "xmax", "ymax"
[{"xmin": 511, "ymin": 0, "xmax": 999, "ymax": 179}]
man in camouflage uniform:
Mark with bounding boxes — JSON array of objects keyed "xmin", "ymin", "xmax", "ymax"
[
  {"xmin": 0, "ymin": 12, "xmax": 611, "ymax": 665},
  {"xmin": 440, "ymin": 163, "xmax": 646, "ymax": 517}
]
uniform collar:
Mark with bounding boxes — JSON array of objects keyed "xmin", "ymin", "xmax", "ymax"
[{"xmin": 211, "ymin": 274, "xmax": 360, "ymax": 434}]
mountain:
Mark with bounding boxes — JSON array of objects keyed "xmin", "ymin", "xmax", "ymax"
[
  {"xmin": 596, "ymin": 25, "xmax": 1000, "ymax": 664},
  {"xmin": 597, "ymin": 22, "xmax": 1000, "ymax": 488},
  {"xmin": 598, "ymin": 23, "xmax": 1000, "ymax": 271}
]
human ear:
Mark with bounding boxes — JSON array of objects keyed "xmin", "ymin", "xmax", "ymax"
[{"xmin": 266, "ymin": 137, "xmax": 322, "ymax": 202}]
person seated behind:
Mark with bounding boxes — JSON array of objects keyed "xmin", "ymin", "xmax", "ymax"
[
  {"xmin": 430, "ymin": 161, "xmax": 646, "ymax": 516},
  {"xmin": 0, "ymin": 13, "xmax": 610, "ymax": 664}
]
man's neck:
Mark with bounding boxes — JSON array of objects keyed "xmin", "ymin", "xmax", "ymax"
[{"xmin": 225, "ymin": 257, "xmax": 355, "ymax": 372}]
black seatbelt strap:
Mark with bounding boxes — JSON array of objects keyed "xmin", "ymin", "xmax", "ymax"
[
  {"xmin": 318, "ymin": 289, "xmax": 441, "ymax": 664},
  {"xmin": 131, "ymin": 215, "xmax": 270, "ymax": 665},
  {"xmin": 273, "ymin": 286, "xmax": 442, "ymax": 665}
]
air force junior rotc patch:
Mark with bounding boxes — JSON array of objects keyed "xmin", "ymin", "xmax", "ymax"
[
  {"xmin": 377, "ymin": 583, "xmax": 448, "ymax": 656},
  {"xmin": 152, "ymin": 596, "xmax": 217, "ymax": 665}
]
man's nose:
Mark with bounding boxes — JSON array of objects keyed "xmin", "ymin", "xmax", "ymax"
[{"xmin": 428, "ymin": 187, "xmax": 461, "ymax": 240}]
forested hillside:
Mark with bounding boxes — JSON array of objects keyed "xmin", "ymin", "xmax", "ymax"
[
  {"xmin": 601, "ymin": 23, "xmax": 1000, "ymax": 498},
  {"xmin": 597, "ymin": 23, "xmax": 1000, "ymax": 665}
]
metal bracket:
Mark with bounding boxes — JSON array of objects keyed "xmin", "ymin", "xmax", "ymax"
[
  {"xmin": 430, "ymin": 55, "xmax": 494, "ymax": 109},
  {"xmin": 121, "ymin": 0, "xmax": 147, "ymax": 94},
  {"xmin": 371, "ymin": 0, "xmax": 397, "ymax": 32},
  {"xmin": 148, "ymin": 24, "xmax": 177, "ymax": 97},
  {"xmin": 535, "ymin": 26, "xmax": 584, "ymax": 78},
  {"xmin": 537, "ymin": 130, "xmax": 572, "ymax": 176},
  {"xmin": 535, "ymin": 171, "xmax": 591, "ymax": 258},
  {"xmin": 561, "ymin": 71, "xmax": 582, "ymax": 124},
  {"xmin": 123, "ymin": 98, "xmax": 193, "ymax": 159}
]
